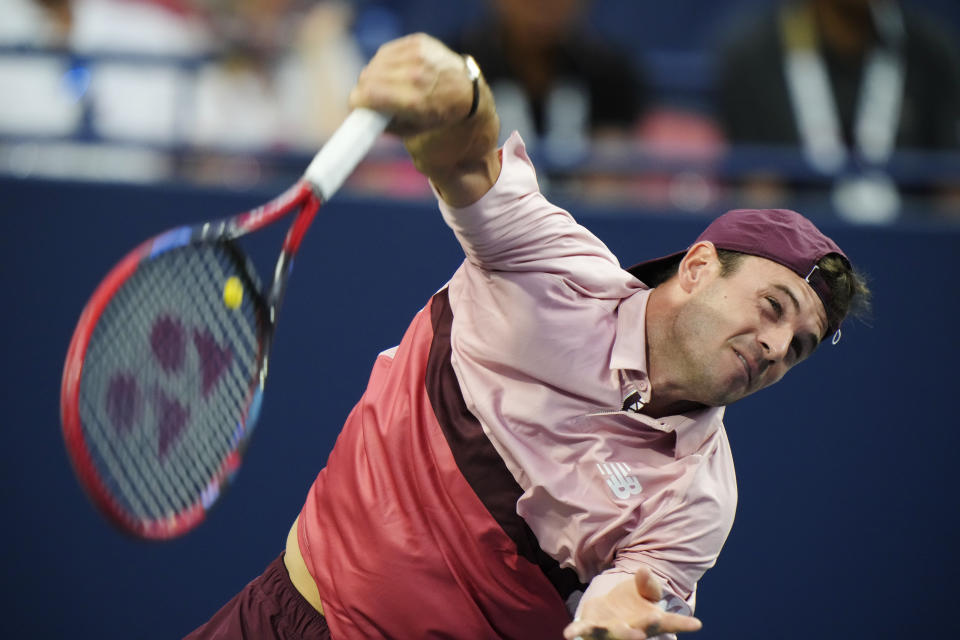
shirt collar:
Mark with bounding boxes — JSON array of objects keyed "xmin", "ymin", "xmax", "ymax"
[
  {"xmin": 610, "ymin": 287, "xmax": 652, "ymax": 373},
  {"xmin": 659, "ymin": 408, "xmax": 726, "ymax": 458},
  {"xmin": 611, "ymin": 286, "xmax": 726, "ymax": 458}
]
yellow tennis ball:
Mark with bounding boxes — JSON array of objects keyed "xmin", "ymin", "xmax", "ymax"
[{"xmin": 223, "ymin": 276, "xmax": 243, "ymax": 309}]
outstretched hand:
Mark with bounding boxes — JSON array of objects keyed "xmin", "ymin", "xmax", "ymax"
[{"xmin": 563, "ymin": 567, "xmax": 703, "ymax": 640}]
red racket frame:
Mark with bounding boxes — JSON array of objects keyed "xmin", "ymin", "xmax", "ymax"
[{"xmin": 60, "ymin": 180, "xmax": 319, "ymax": 539}]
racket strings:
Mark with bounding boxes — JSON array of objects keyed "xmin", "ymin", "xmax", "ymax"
[
  {"xmin": 79, "ymin": 242, "xmax": 265, "ymax": 524},
  {"xmin": 123, "ymin": 247, "xmax": 253, "ymax": 514},
  {"xmin": 80, "ymin": 297, "xmax": 193, "ymax": 519}
]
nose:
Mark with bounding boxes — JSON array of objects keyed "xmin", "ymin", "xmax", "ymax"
[{"xmin": 759, "ymin": 325, "xmax": 792, "ymax": 363}]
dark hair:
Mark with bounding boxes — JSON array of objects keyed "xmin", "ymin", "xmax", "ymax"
[
  {"xmin": 642, "ymin": 249, "xmax": 871, "ymax": 334},
  {"xmin": 638, "ymin": 249, "xmax": 747, "ymax": 287},
  {"xmin": 716, "ymin": 249, "xmax": 747, "ymax": 277},
  {"xmin": 816, "ymin": 253, "xmax": 872, "ymax": 333}
]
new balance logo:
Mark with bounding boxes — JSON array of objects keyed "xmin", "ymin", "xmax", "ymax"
[
  {"xmin": 597, "ymin": 462, "xmax": 643, "ymax": 499},
  {"xmin": 622, "ymin": 391, "xmax": 644, "ymax": 413}
]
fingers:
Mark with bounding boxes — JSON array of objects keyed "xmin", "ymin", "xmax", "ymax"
[
  {"xmin": 564, "ymin": 621, "xmax": 647, "ymax": 640},
  {"xmin": 348, "ymin": 33, "xmax": 473, "ymax": 135},
  {"xmin": 348, "ymin": 37, "xmax": 424, "ymax": 111},
  {"xmin": 633, "ymin": 566, "xmax": 663, "ymax": 603},
  {"xmin": 659, "ymin": 611, "xmax": 703, "ymax": 633},
  {"xmin": 564, "ymin": 613, "xmax": 701, "ymax": 640}
]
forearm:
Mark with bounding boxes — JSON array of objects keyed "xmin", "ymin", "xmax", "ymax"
[
  {"xmin": 348, "ymin": 34, "xmax": 502, "ymax": 208},
  {"xmin": 403, "ymin": 74, "xmax": 501, "ymax": 207}
]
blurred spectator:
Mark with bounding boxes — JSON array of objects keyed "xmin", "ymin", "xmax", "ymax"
[
  {"xmin": 75, "ymin": 0, "xmax": 210, "ymax": 146},
  {"xmin": 448, "ymin": 0, "xmax": 649, "ymax": 159},
  {"xmin": 189, "ymin": 0, "xmax": 363, "ymax": 152},
  {"xmin": 0, "ymin": 0, "xmax": 364, "ymax": 182},
  {"xmin": 294, "ymin": 1, "xmax": 365, "ymax": 145},
  {"xmin": 0, "ymin": 0, "xmax": 73, "ymax": 46},
  {"xmin": 0, "ymin": 0, "xmax": 211, "ymax": 181},
  {"xmin": 715, "ymin": 0, "xmax": 960, "ymax": 222},
  {"xmin": 0, "ymin": 0, "xmax": 74, "ymax": 140},
  {"xmin": 71, "ymin": 0, "xmax": 210, "ymax": 55}
]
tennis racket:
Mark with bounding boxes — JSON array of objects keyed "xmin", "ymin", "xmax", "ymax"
[{"xmin": 60, "ymin": 108, "xmax": 390, "ymax": 540}]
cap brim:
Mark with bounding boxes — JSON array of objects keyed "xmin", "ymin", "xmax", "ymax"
[{"xmin": 626, "ymin": 250, "xmax": 687, "ymax": 286}]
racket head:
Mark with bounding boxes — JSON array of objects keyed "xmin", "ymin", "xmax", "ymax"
[{"xmin": 61, "ymin": 230, "xmax": 270, "ymax": 539}]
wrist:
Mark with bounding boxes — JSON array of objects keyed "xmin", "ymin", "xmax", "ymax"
[{"xmin": 462, "ymin": 54, "xmax": 481, "ymax": 120}]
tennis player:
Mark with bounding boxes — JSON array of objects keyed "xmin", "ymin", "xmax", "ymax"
[{"xmin": 186, "ymin": 33, "xmax": 870, "ymax": 640}]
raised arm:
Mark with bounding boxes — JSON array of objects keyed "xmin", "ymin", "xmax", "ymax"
[{"xmin": 348, "ymin": 33, "xmax": 501, "ymax": 207}]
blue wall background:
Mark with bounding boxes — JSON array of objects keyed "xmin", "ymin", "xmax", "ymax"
[{"xmin": 1, "ymin": 176, "xmax": 958, "ymax": 638}]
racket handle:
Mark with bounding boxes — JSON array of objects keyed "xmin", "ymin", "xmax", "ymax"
[{"xmin": 303, "ymin": 108, "xmax": 390, "ymax": 201}]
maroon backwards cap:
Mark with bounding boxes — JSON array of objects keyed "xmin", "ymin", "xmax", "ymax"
[{"xmin": 627, "ymin": 208, "xmax": 849, "ymax": 343}]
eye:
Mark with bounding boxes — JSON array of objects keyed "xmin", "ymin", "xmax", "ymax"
[
  {"xmin": 765, "ymin": 296, "xmax": 783, "ymax": 319},
  {"xmin": 789, "ymin": 337, "xmax": 802, "ymax": 361}
]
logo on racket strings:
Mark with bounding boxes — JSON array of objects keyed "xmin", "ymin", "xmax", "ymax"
[{"xmin": 104, "ymin": 313, "xmax": 234, "ymax": 461}]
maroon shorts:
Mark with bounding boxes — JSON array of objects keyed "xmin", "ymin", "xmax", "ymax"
[{"xmin": 184, "ymin": 553, "xmax": 331, "ymax": 640}]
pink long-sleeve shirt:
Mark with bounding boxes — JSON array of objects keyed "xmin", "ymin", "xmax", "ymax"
[{"xmin": 299, "ymin": 133, "xmax": 737, "ymax": 638}]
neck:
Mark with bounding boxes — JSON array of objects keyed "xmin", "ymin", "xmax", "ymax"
[
  {"xmin": 643, "ymin": 285, "xmax": 703, "ymax": 419},
  {"xmin": 811, "ymin": 0, "xmax": 878, "ymax": 57}
]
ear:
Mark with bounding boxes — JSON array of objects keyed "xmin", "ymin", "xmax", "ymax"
[{"xmin": 676, "ymin": 241, "xmax": 720, "ymax": 293}]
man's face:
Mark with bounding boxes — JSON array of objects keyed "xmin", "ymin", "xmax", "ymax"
[
  {"xmin": 668, "ymin": 253, "xmax": 828, "ymax": 407},
  {"xmin": 493, "ymin": 0, "xmax": 584, "ymax": 41}
]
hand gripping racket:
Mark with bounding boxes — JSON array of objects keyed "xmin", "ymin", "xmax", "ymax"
[{"xmin": 60, "ymin": 109, "xmax": 390, "ymax": 540}]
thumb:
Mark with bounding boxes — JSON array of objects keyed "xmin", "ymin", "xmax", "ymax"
[{"xmin": 633, "ymin": 566, "xmax": 663, "ymax": 603}]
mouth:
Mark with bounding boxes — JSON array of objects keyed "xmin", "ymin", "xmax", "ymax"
[{"xmin": 733, "ymin": 349, "xmax": 753, "ymax": 387}]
